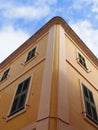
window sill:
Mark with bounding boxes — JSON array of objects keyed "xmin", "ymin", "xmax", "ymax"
[
  {"xmin": 77, "ymin": 60, "xmax": 90, "ymax": 73},
  {"xmin": 21, "ymin": 53, "xmax": 38, "ymax": 66},
  {"xmin": 6, "ymin": 106, "xmax": 27, "ymax": 121},
  {"xmin": 83, "ymin": 114, "xmax": 98, "ymax": 128},
  {"xmin": 0, "ymin": 75, "xmax": 10, "ymax": 84}
]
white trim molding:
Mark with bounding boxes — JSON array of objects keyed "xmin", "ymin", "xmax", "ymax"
[
  {"xmin": 36, "ymin": 25, "xmax": 56, "ymax": 130},
  {"xmin": 57, "ymin": 25, "xmax": 70, "ymax": 130}
]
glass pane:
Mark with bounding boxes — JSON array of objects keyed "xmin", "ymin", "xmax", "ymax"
[
  {"xmin": 78, "ymin": 53, "xmax": 87, "ymax": 68},
  {"xmin": 10, "ymin": 98, "xmax": 19, "ymax": 114},
  {"xmin": 83, "ymin": 85, "xmax": 89, "ymax": 98},
  {"xmin": 26, "ymin": 47, "xmax": 36, "ymax": 62},
  {"xmin": 86, "ymin": 101, "xmax": 92, "ymax": 117},
  {"xmin": 9, "ymin": 77, "xmax": 31, "ymax": 116},
  {"xmin": 26, "ymin": 51, "xmax": 32, "ymax": 61},
  {"xmin": 79, "ymin": 59, "xmax": 83, "ymax": 64},
  {"xmin": 18, "ymin": 93, "xmax": 26, "ymax": 109},
  {"xmin": 1, "ymin": 68, "xmax": 10, "ymax": 81},
  {"xmin": 23, "ymin": 77, "xmax": 30, "ymax": 91},
  {"xmin": 82, "ymin": 62, "xmax": 86, "ymax": 68},
  {"xmin": 89, "ymin": 90, "xmax": 94, "ymax": 103},
  {"xmin": 92, "ymin": 106, "xmax": 98, "ymax": 122},
  {"xmin": 16, "ymin": 83, "xmax": 23, "ymax": 95}
]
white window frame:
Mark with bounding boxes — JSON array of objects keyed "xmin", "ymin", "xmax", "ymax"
[
  {"xmin": 25, "ymin": 46, "xmax": 38, "ymax": 64},
  {"xmin": 0, "ymin": 68, "xmax": 10, "ymax": 82},
  {"xmin": 80, "ymin": 80, "xmax": 98, "ymax": 128},
  {"xmin": 6, "ymin": 76, "xmax": 32, "ymax": 121},
  {"xmin": 76, "ymin": 50, "xmax": 89, "ymax": 72}
]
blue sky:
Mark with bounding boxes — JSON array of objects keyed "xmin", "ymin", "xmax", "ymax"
[{"xmin": 0, "ymin": 0, "xmax": 98, "ymax": 62}]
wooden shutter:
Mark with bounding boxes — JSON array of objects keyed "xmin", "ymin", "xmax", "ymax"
[
  {"xmin": 26, "ymin": 47, "xmax": 37, "ymax": 62},
  {"xmin": 1, "ymin": 68, "xmax": 10, "ymax": 81},
  {"xmin": 9, "ymin": 77, "xmax": 31, "ymax": 116},
  {"xmin": 78, "ymin": 53, "xmax": 87, "ymax": 69},
  {"xmin": 82, "ymin": 84, "xmax": 98, "ymax": 124}
]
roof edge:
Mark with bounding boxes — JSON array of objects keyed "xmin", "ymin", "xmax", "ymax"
[
  {"xmin": 0, "ymin": 16, "xmax": 64, "ymax": 69},
  {"xmin": 0, "ymin": 16, "xmax": 98, "ymax": 69}
]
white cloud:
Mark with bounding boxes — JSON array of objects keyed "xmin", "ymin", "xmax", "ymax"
[
  {"xmin": 72, "ymin": 0, "xmax": 91, "ymax": 9},
  {"xmin": 34, "ymin": 0, "xmax": 57, "ymax": 5},
  {"xmin": 91, "ymin": 0, "xmax": 98, "ymax": 15},
  {"xmin": 0, "ymin": 0, "xmax": 58, "ymax": 63},
  {"xmin": 72, "ymin": 1, "xmax": 84, "ymax": 9},
  {"xmin": 0, "ymin": 0, "xmax": 98, "ymax": 62},
  {"xmin": 72, "ymin": 0, "xmax": 98, "ymax": 13},
  {"xmin": 0, "ymin": 0, "xmax": 56, "ymax": 21},
  {"xmin": 3, "ymin": 6, "xmax": 50, "ymax": 20},
  {"xmin": 70, "ymin": 20, "xmax": 98, "ymax": 58},
  {"xmin": 0, "ymin": 25, "xmax": 29, "ymax": 62}
]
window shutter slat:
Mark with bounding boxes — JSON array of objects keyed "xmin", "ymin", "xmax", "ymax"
[
  {"xmin": 26, "ymin": 47, "xmax": 37, "ymax": 62},
  {"xmin": 82, "ymin": 84, "xmax": 98, "ymax": 125},
  {"xmin": 9, "ymin": 77, "xmax": 31, "ymax": 117}
]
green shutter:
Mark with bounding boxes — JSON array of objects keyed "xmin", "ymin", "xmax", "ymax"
[
  {"xmin": 78, "ymin": 53, "xmax": 87, "ymax": 69},
  {"xmin": 26, "ymin": 47, "xmax": 37, "ymax": 62},
  {"xmin": 9, "ymin": 77, "xmax": 31, "ymax": 116},
  {"xmin": 82, "ymin": 84, "xmax": 98, "ymax": 124},
  {"xmin": 1, "ymin": 68, "xmax": 10, "ymax": 81}
]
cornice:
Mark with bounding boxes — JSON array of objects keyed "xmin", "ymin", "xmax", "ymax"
[{"xmin": 0, "ymin": 16, "xmax": 98, "ymax": 69}]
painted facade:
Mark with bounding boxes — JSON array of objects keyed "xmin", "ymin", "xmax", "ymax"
[{"xmin": 0, "ymin": 17, "xmax": 98, "ymax": 130}]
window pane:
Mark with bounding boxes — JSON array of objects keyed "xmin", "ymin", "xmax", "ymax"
[
  {"xmin": 31, "ymin": 48, "xmax": 36, "ymax": 56},
  {"xmin": 86, "ymin": 101, "xmax": 92, "ymax": 117},
  {"xmin": 83, "ymin": 85, "xmax": 89, "ymax": 98},
  {"xmin": 18, "ymin": 93, "xmax": 26, "ymax": 109},
  {"xmin": 1, "ymin": 68, "xmax": 10, "ymax": 81},
  {"xmin": 26, "ymin": 47, "xmax": 36, "ymax": 62},
  {"xmin": 78, "ymin": 53, "xmax": 87, "ymax": 69},
  {"xmin": 82, "ymin": 62, "xmax": 86, "ymax": 68},
  {"xmin": 89, "ymin": 91, "xmax": 94, "ymax": 103},
  {"xmin": 10, "ymin": 98, "xmax": 19, "ymax": 114},
  {"xmin": 23, "ymin": 77, "xmax": 30, "ymax": 91},
  {"xmin": 16, "ymin": 83, "xmax": 23, "ymax": 95},
  {"xmin": 82, "ymin": 84, "xmax": 98, "ymax": 124},
  {"xmin": 92, "ymin": 106, "xmax": 98, "ymax": 122},
  {"xmin": 27, "ymin": 51, "xmax": 32, "ymax": 60},
  {"xmin": 79, "ymin": 59, "xmax": 83, "ymax": 64},
  {"xmin": 9, "ymin": 77, "xmax": 31, "ymax": 117}
]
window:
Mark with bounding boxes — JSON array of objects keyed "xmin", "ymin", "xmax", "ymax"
[
  {"xmin": 8, "ymin": 77, "xmax": 31, "ymax": 117},
  {"xmin": 26, "ymin": 47, "xmax": 37, "ymax": 62},
  {"xmin": 82, "ymin": 84, "xmax": 98, "ymax": 125},
  {"xmin": 78, "ymin": 53, "xmax": 87, "ymax": 70},
  {"xmin": 0, "ymin": 68, "xmax": 10, "ymax": 82}
]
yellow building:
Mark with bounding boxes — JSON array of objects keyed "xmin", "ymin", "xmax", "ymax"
[{"xmin": 0, "ymin": 17, "xmax": 98, "ymax": 130}]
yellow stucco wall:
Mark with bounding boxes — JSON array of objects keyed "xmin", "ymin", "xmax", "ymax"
[
  {"xmin": 0, "ymin": 21, "xmax": 98, "ymax": 130},
  {"xmin": 0, "ymin": 33, "xmax": 48, "ymax": 130},
  {"xmin": 65, "ymin": 34, "xmax": 98, "ymax": 129}
]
